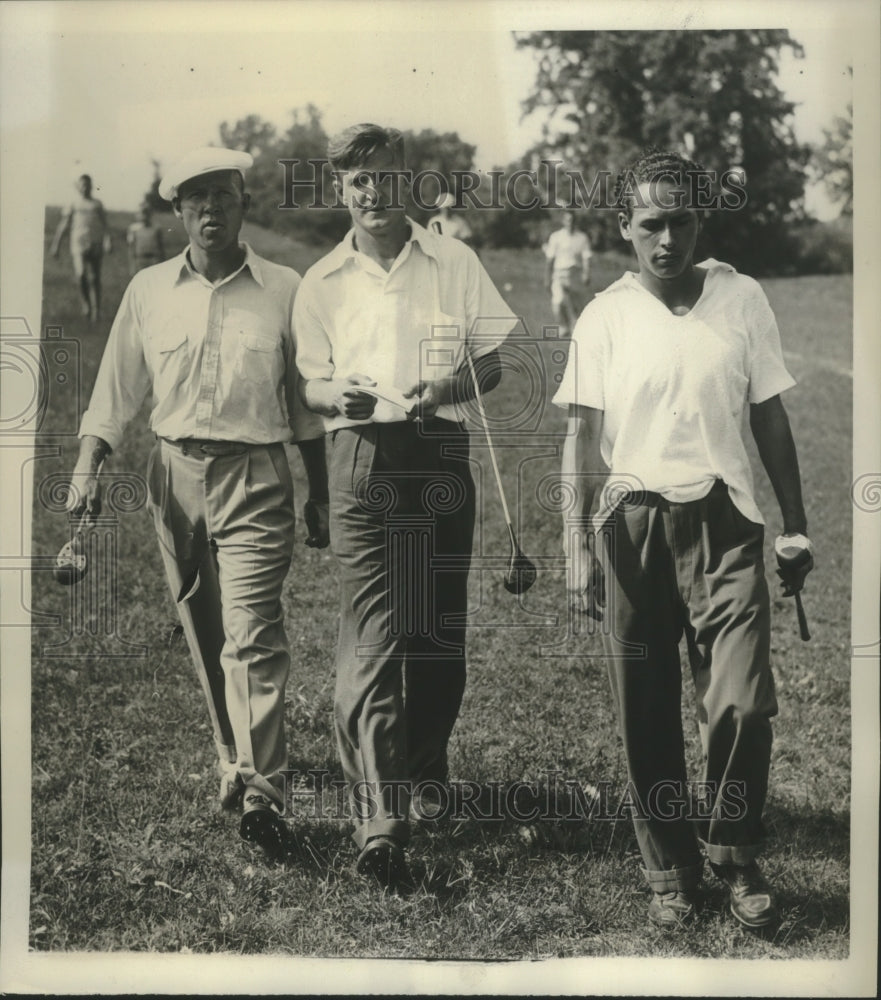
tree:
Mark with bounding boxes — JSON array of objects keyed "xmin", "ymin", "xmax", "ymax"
[
  {"xmin": 218, "ymin": 110, "xmax": 483, "ymax": 245},
  {"xmin": 218, "ymin": 106, "xmax": 343, "ymax": 243},
  {"xmin": 813, "ymin": 99, "xmax": 853, "ymax": 216},
  {"xmin": 142, "ymin": 158, "xmax": 171, "ymax": 213},
  {"xmin": 219, "ymin": 114, "xmax": 277, "ymax": 156},
  {"xmin": 515, "ymin": 30, "xmax": 812, "ymax": 274}
]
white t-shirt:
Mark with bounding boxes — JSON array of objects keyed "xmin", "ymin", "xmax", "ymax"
[
  {"xmin": 294, "ymin": 219, "xmax": 519, "ymax": 430},
  {"xmin": 544, "ymin": 228, "xmax": 592, "ymax": 273},
  {"xmin": 552, "ymin": 259, "xmax": 796, "ymax": 524}
]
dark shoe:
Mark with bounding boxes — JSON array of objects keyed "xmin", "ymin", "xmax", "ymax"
[
  {"xmin": 648, "ymin": 890, "xmax": 699, "ymax": 929},
  {"xmin": 239, "ymin": 791, "xmax": 289, "ymax": 861},
  {"xmin": 356, "ymin": 835, "xmax": 412, "ymax": 890},
  {"xmin": 409, "ymin": 783, "xmax": 451, "ymax": 825},
  {"xmin": 710, "ymin": 861, "xmax": 779, "ymax": 929}
]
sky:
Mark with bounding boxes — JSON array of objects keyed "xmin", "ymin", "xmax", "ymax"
[{"xmin": 2, "ymin": 1, "xmax": 853, "ymax": 217}]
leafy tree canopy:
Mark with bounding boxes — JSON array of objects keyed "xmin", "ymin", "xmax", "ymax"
[{"xmin": 515, "ymin": 30, "xmax": 812, "ymax": 273}]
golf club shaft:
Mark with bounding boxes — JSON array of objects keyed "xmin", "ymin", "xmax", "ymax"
[
  {"xmin": 465, "ymin": 347, "xmax": 514, "ymax": 530},
  {"xmin": 794, "ymin": 590, "xmax": 810, "ymax": 641}
]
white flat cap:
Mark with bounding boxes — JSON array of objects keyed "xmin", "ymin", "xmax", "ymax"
[{"xmin": 159, "ymin": 147, "xmax": 253, "ymax": 201}]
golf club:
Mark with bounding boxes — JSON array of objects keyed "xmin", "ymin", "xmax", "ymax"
[
  {"xmin": 53, "ymin": 510, "xmax": 91, "ymax": 586},
  {"xmin": 464, "ymin": 348, "xmax": 537, "ymax": 595},
  {"xmin": 774, "ymin": 535, "xmax": 812, "ymax": 642}
]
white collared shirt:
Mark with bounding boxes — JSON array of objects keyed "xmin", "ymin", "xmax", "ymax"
[
  {"xmin": 553, "ymin": 259, "xmax": 796, "ymax": 524},
  {"xmin": 293, "ymin": 219, "xmax": 519, "ymax": 430},
  {"xmin": 79, "ymin": 243, "xmax": 324, "ymax": 449}
]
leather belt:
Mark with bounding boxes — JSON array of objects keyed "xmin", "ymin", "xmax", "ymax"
[{"xmin": 162, "ymin": 437, "xmax": 250, "ymax": 458}]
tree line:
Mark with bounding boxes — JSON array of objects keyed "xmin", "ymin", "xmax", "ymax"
[{"xmin": 144, "ymin": 30, "xmax": 852, "ymax": 276}]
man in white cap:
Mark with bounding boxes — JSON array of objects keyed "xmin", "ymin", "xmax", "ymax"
[{"xmin": 64, "ymin": 146, "xmax": 329, "ymax": 858}]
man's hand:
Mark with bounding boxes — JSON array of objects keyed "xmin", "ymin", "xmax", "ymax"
[
  {"xmin": 566, "ymin": 533, "xmax": 605, "ymax": 621},
  {"xmin": 303, "ymin": 498, "xmax": 330, "ymax": 549},
  {"xmin": 774, "ymin": 533, "xmax": 814, "ymax": 596},
  {"xmin": 403, "ymin": 380, "xmax": 443, "ymax": 421},
  {"xmin": 335, "ymin": 373, "xmax": 378, "ymax": 421},
  {"xmin": 64, "ymin": 435, "xmax": 110, "ymax": 519},
  {"xmin": 65, "ymin": 465, "xmax": 102, "ymax": 519}
]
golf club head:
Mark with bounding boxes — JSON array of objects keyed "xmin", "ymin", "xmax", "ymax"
[
  {"xmin": 53, "ymin": 538, "xmax": 87, "ymax": 585},
  {"xmin": 53, "ymin": 519, "xmax": 89, "ymax": 586},
  {"xmin": 504, "ymin": 549, "xmax": 537, "ymax": 595}
]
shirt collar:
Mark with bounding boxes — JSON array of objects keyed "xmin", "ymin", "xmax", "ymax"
[
  {"xmin": 173, "ymin": 241, "xmax": 264, "ymax": 288},
  {"xmin": 313, "ymin": 217, "xmax": 439, "ymax": 279},
  {"xmin": 618, "ymin": 257, "xmax": 734, "ymax": 287}
]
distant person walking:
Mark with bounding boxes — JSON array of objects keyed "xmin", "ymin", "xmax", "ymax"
[
  {"xmin": 126, "ymin": 202, "xmax": 166, "ymax": 274},
  {"xmin": 430, "ymin": 192, "xmax": 479, "ymax": 252},
  {"xmin": 50, "ymin": 174, "xmax": 112, "ymax": 322},
  {"xmin": 544, "ymin": 210, "xmax": 591, "ymax": 337}
]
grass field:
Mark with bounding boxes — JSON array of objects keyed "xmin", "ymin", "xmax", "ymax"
[{"xmin": 28, "ymin": 208, "xmax": 852, "ymax": 962}]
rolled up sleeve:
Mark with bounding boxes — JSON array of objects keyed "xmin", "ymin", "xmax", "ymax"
[
  {"xmin": 293, "ymin": 278, "xmax": 336, "ymax": 382},
  {"xmin": 79, "ymin": 281, "xmax": 151, "ymax": 450},
  {"xmin": 464, "ymin": 251, "xmax": 520, "ymax": 359}
]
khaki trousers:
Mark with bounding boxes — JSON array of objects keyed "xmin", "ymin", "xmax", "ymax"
[
  {"xmin": 600, "ymin": 481, "xmax": 778, "ymax": 891},
  {"xmin": 146, "ymin": 439, "xmax": 295, "ymax": 809}
]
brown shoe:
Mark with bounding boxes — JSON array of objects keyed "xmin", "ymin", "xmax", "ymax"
[
  {"xmin": 710, "ymin": 861, "xmax": 779, "ymax": 929},
  {"xmin": 648, "ymin": 890, "xmax": 698, "ymax": 929}
]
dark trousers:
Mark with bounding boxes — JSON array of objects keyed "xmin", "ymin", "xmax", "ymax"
[
  {"xmin": 328, "ymin": 420, "xmax": 476, "ymax": 848},
  {"xmin": 599, "ymin": 481, "xmax": 778, "ymax": 891}
]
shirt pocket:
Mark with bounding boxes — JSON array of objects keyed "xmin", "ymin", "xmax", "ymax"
[
  {"xmin": 421, "ymin": 310, "xmax": 466, "ymax": 380},
  {"xmin": 151, "ymin": 326, "xmax": 190, "ymax": 396},
  {"xmin": 236, "ymin": 332, "xmax": 281, "ymax": 384}
]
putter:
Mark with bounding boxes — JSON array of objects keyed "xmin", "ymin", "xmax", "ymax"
[{"xmin": 464, "ymin": 349, "xmax": 537, "ymax": 595}]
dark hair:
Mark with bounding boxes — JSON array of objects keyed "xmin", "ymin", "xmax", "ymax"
[
  {"xmin": 327, "ymin": 123, "xmax": 405, "ymax": 171},
  {"xmin": 613, "ymin": 147, "xmax": 707, "ymax": 216}
]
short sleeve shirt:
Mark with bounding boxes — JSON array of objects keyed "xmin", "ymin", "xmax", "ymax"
[
  {"xmin": 544, "ymin": 228, "xmax": 592, "ymax": 272},
  {"xmin": 552, "ymin": 259, "xmax": 796, "ymax": 524}
]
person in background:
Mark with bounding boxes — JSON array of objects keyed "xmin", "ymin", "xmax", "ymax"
[
  {"xmin": 544, "ymin": 209, "xmax": 591, "ymax": 337},
  {"xmin": 555, "ymin": 148, "xmax": 813, "ymax": 931},
  {"xmin": 126, "ymin": 202, "xmax": 166, "ymax": 274},
  {"xmin": 50, "ymin": 173, "xmax": 112, "ymax": 322},
  {"xmin": 430, "ymin": 191, "xmax": 479, "ymax": 253}
]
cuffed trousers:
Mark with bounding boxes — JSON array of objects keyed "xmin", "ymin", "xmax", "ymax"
[
  {"xmin": 145, "ymin": 439, "xmax": 295, "ymax": 810},
  {"xmin": 599, "ymin": 480, "xmax": 778, "ymax": 891},
  {"xmin": 328, "ymin": 420, "xmax": 476, "ymax": 849}
]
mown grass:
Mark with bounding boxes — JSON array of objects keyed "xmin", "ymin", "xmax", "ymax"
[{"xmin": 29, "ymin": 208, "xmax": 852, "ymax": 960}]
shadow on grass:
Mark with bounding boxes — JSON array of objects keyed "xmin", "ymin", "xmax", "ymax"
[{"xmin": 760, "ymin": 801, "xmax": 850, "ymax": 946}]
